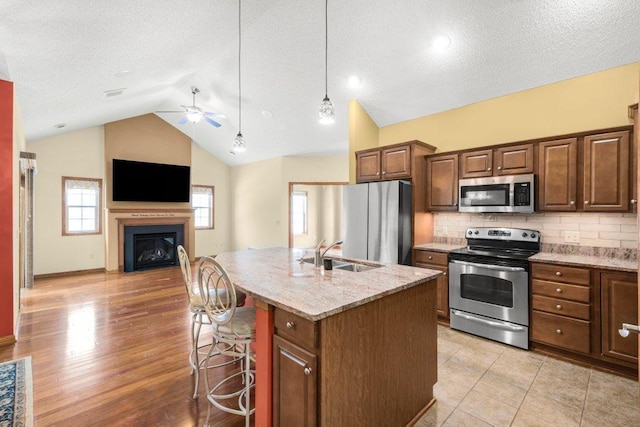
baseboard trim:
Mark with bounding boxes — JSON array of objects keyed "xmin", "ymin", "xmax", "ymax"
[
  {"xmin": 407, "ymin": 398, "xmax": 436, "ymax": 426},
  {"xmin": 0, "ymin": 335, "xmax": 16, "ymax": 347},
  {"xmin": 35, "ymin": 267, "xmax": 106, "ymax": 280}
]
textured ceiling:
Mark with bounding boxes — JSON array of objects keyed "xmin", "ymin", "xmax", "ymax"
[{"xmin": 1, "ymin": 0, "xmax": 639, "ymax": 166}]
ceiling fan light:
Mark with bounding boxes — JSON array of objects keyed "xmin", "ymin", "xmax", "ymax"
[
  {"xmin": 233, "ymin": 132, "xmax": 246, "ymax": 153},
  {"xmin": 319, "ymin": 96, "xmax": 335, "ymax": 124},
  {"xmin": 186, "ymin": 111, "xmax": 202, "ymax": 123}
]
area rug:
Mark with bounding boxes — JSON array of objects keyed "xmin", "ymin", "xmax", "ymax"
[{"xmin": 0, "ymin": 356, "xmax": 33, "ymax": 427}]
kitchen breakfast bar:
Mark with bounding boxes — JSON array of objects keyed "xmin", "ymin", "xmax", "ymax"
[{"xmin": 215, "ymin": 248, "xmax": 441, "ymax": 426}]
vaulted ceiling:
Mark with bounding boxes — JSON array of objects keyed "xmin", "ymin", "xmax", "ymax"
[{"xmin": 1, "ymin": 1, "xmax": 639, "ymax": 166}]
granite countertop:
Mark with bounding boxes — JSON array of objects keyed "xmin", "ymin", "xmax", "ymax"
[
  {"xmin": 215, "ymin": 247, "xmax": 441, "ymax": 321},
  {"xmin": 529, "ymin": 252, "xmax": 637, "ymax": 273},
  {"xmin": 414, "ymin": 243, "xmax": 464, "ymax": 253}
]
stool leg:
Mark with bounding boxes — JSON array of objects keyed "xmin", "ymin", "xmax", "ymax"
[
  {"xmin": 192, "ymin": 313, "xmax": 203, "ymax": 399},
  {"xmin": 245, "ymin": 346, "xmax": 251, "ymax": 427}
]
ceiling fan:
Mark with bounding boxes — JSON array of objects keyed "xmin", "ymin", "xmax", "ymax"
[{"xmin": 156, "ymin": 86, "xmax": 225, "ymax": 127}]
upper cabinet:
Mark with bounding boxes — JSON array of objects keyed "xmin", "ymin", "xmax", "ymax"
[
  {"xmin": 426, "ymin": 154, "xmax": 458, "ymax": 211},
  {"xmin": 355, "ymin": 141, "xmax": 436, "ymax": 183},
  {"xmin": 583, "ymin": 130, "xmax": 630, "ymax": 212},
  {"xmin": 460, "ymin": 144, "xmax": 534, "ymax": 179},
  {"xmin": 538, "ymin": 138, "xmax": 578, "ymax": 211}
]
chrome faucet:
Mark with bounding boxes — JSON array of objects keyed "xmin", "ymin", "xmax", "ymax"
[
  {"xmin": 313, "ymin": 239, "xmax": 326, "ymax": 267},
  {"xmin": 321, "ymin": 240, "xmax": 343, "ymax": 258}
]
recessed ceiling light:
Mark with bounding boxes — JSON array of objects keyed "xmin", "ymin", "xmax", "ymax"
[
  {"xmin": 348, "ymin": 75, "xmax": 362, "ymax": 89},
  {"xmin": 431, "ymin": 34, "xmax": 451, "ymax": 51},
  {"xmin": 261, "ymin": 110, "xmax": 274, "ymax": 119},
  {"xmin": 53, "ymin": 123, "xmax": 66, "ymax": 129},
  {"xmin": 114, "ymin": 70, "xmax": 132, "ymax": 78}
]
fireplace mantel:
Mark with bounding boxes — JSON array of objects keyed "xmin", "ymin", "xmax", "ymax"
[{"xmin": 106, "ymin": 208, "xmax": 194, "ymax": 272}]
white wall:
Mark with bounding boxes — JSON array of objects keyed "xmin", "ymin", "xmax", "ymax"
[
  {"xmin": 191, "ymin": 142, "xmax": 232, "ymax": 257},
  {"xmin": 29, "ymin": 127, "xmax": 106, "ymax": 275},
  {"xmin": 231, "ymin": 155, "xmax": 349, "ymax": 251}
]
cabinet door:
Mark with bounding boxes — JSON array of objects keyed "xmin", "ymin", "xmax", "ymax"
[
  {"xmin": 600, "ymin": 272, "xmax": 638, "ymax": 364},
  {"xmin": 415, "ymin": 262, "xmax": 449, "ymax": 319},
  {"xmin": 538, "ymin": 138, "xmax": 578, "ymax": 211},
  {"xmin": 381, "ymin": 146, "xmax": 411, "ymax": 179},
  {"xmin": 583, "ymin": 131, "xmax": 630, "ymax": 212},
  {"xmin": 493, "ymin": 144, "xmax": 534, "ymax": 175},
  {"xmin": 460, "ymin": 149, "xmax": 493, "ymax": 178},
  {"xmin": 273, "ymin": 335, "xmax": 317, "ymax": 427},
  {"xmin": 356, "ymin": 150, "xmax": 381, "ymax": 182},
  {"xmin": 426, "ymin": 154, "xmax": 459, "ymax": 211}
]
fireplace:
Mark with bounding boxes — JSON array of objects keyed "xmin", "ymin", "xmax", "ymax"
[{"xmin": 123, "ymin": 224, "xmax": 184, "ymax": 272}]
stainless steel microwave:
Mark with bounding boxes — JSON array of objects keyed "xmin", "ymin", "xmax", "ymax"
[{"xmin": 458, "ymin": 173, "xmax": 535, "ymax": 213}]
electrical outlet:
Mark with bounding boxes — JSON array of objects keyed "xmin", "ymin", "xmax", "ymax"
[
  {"xmin": 89, "ymin": 252, "xmax": 95, "ymax": 259},
  {"xmin": 564, "ymin": 231, "xmax": 580, "ymax": 243}
]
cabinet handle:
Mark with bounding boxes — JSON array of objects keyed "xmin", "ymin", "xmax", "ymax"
[
  {"xmin": 443, "ymin": 272, "xmax": 447, "ymax": 276},
  {"xmin": 584, "ymin": 201, "xmax": 589, "ymax": 205},
  {"xmin": 570, "ymin": 201, "xmax": 575, "ymax": 205},
  {"xmin": 556, "ymin": 329, "xmax": 562, "ymax": 335},
  {"xmin": 555, "ymin": 271, "xmax": 562, "ymax": 276},
  {"xmin": 556, "ymin": 304, "xmax": 562, "ymax": 310},
  {"xmin": 556, "ymin": 288, "xmax": 562, "ymax": 293},
  {"xmin": 376, "ymin": 172, "xmax": 380, "ymax": 176},
  {"xmin": 382, "ymin": 171, "xmax": 386, "ymax": 175},
  {"xmin": 497, "ymin": 166, "xmax": 502, "ymax": 170},
  {"xmin": 487, "ymin": 167, "xmax": 492, "ymax": 171},
  {"xmin": 428, "ymin": 256, "xmax": 432, "ymax": 260},
  {"xmin": 632, "ymin": 199, "xmax": 637, "ymax": 204},
  {"xmin": 304, "ymin": 367, "xmax": 312, "ymax": 376},
  {"xmin": 286, "ymin": 321, "xmax": 295, "ymax": 329}
]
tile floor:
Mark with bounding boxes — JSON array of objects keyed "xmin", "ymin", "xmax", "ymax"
[{"xmin": 416, "ymin": 326, "xmax": 640, "ymax": 426}]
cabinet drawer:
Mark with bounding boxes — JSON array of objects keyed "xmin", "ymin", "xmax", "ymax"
[
  {"xmin": 274, "ymin": 308, "xmax": 317, "ymax": 352},
  {"xmin": 532, "ymin": 310, "xmax": 590, "ymax": 354},
  {"xmin": 532, "ymin": 295, "xmax": 590, "ymax": 320},
  {"xmin": 414, "ymin": 250, "xmax": 448, "ymax": 266},
  {"xmin": 531, "ymin": 263, "xmax": 590, "ymax": 285},
  {"xmin": 531, "ymin": 279, "xmax": 590, "ymax": 303}
]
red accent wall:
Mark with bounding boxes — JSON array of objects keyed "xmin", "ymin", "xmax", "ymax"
[{"xmin": 0, "ymin": 80, "xmax": 14, "ymax": 338}]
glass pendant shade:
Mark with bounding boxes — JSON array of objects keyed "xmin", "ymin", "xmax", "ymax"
[
  {"xmin": 319, "ymin": 96, "xmax": 335, "ymax": 124},
  {"xmin": 233, "ymin": 132, "xmax": 246, "ymax": 153}
]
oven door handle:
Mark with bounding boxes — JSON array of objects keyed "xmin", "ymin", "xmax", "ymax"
[
  {"xmin": 451, "ymin": 310, "xmax": 527, "ymax": 332},
  {"xmin": 450, "ymin": 260, "xmax": 525, "ymax": 272}
]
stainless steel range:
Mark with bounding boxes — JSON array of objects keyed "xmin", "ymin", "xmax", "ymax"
[{"xmin": 448, "ymin": 227, "xmax": 540, "ymax": 349}]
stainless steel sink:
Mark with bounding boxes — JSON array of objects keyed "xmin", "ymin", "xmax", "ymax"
[{"xmin": 300, "ymin": 257, "xmax": 381, "ymax": 273}]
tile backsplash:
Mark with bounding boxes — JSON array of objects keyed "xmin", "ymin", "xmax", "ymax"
[{"xmin": 434, "ymin": 212, "xmax": 638, "ymax": 249}]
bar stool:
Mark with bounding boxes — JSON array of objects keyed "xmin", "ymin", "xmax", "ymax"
[
  {"xmin": 177, "ymin": 246, "xmax": 246, "ymax": 399},
  {"xmin": 197, "ymin": 256, "xmax": 256, "ymax": 427}
]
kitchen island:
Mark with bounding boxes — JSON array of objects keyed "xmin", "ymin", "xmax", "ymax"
[{"xmin": 215, "ymin": 247, "xmax": 441, "ymax": 427}]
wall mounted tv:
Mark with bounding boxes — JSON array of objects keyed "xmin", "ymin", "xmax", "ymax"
[{"xmin": 112, "ymin": 159, "xmax": 191, "ymax": 202}]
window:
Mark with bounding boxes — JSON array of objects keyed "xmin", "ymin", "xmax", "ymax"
[
  {"xmin": 291, "ymin": 191, "xmax": 308, "ymax": 235},
  {"xmin": 192, "ymin": 185, "xmax": 214, "ymax": 229},
  {"xmin": 62, "ymin": 177, "xmax": 102, "ymax": 235}
]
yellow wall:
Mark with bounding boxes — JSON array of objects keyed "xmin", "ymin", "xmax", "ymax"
[
  {"xmin": 378, "ymin": 62, "xmax": 640, "ymax": 153},
  {"xmin": 348, "ymin": 100, "xmax": 379, "ymax": 183}
]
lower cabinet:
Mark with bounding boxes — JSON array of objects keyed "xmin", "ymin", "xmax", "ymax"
[
  {"xmin": 414, "ymin": 249, "xmax": 449, "ymax": 320},
  {"xmin": 531, "ymin": 262, "xmax": 638, "ymax": 373}
]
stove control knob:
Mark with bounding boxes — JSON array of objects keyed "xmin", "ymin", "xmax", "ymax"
[
  {"xmin": 530, "ymin": 233, "xmax": 537, "ymax": 239},
  {"xmin": 474, "ymin": 230, "xmax": 479, "ymax": 235},
  {"xmin": 522, "ymin": 232, "xmax": 528, "ymax": 238},
  {"xmin": 467, "ymin": 230, "xmax": 473, "ymax": 236}
]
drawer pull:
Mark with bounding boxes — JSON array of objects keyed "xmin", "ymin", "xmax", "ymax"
[
  {"xmin": 556, "ymin": 304, "xmax": 562, "ymax": 310},
  {"xmin": 555, "ymin": 271, "xmax": 562, "ymax": 276},
  {"xmin": 556, "ymin": 288, "xmax": 562, "ymax": 293},
  {"xmin": 428, "ymin": 256, "xmax": 432, "ymax": 260},
  {"xmin": 304, "ymin": 367, "xmax": 312, "ymax": 376},
  {"xmin": 443, "ymin": 272, "xmax": 447, "ymax": 276},
  {"xmin": 556, "ymin": 329, "xmax": 562, "ymax": 335},
  {"xmin": 286, "ymin": 321, "xmax": 295, "ymax": 329}
]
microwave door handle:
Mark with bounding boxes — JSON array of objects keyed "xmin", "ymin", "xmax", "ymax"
[
  {"xmin": 451, "ymin": 260, "xmax": 525, "ymax": 272},
  {"xmin": 451, "ymin": 310, "xmax": 527, "ymax": 332}
]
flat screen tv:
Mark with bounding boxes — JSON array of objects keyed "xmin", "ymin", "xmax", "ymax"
[{"xmin": 112, "ymin": 159, "xmax": 191, "ymax": 202}]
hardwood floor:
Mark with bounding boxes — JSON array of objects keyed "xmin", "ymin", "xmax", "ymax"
[{"xmin": 0, "ymin": 266, "xmax": 252, "ymax": 426}]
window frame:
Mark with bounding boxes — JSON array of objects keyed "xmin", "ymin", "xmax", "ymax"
[
  {"xmin": 192, "ymin": 185, "xmax": 215, "ymax": 230},
  {"xmin": 291, "ymin": 191, "xmax": 308, "ymax": 236},
  {"xmin": 62, "ymin": 176, "xmax": 103, "ymax": 236}
]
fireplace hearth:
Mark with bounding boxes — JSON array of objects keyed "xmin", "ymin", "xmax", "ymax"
[{"xmin": 123, "ymin": 224, "xmax": 184, "ymax": 272}]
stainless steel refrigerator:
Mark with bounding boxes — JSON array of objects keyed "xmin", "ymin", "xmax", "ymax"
[{"xmin": 342, "ymin": 180, "xmax": 412, "ymax": 265}]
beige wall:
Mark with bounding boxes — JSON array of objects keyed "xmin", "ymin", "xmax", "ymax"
[
  {"xmin": 231, "ymin": 155, "xmax": 348, "ymax": 251},
  {"xmin": 379, "ymin": 63, "xmax": 639, "ymax": 152},
  {"xmin": 348, "ymin": 100, "xmax": 379, "ymax": 183},
  {"xmin": 191, "ymin": 142, "xmax": 232, "ymax": 257},
  {"xmin": 292, "ymin": 184, "xmax": 343, "ymax": 249},
  {"xmin": 29, "ymin": 127, "xmax": 106, "ymax": 275}
]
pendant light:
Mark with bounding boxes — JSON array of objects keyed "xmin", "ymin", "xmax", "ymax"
[
  {"xmin": 233, "ymin": 0, "xmax": 247, "ymax": 153},
  {"xmin": 318, "ymin": 0, "xmax": 335, "ymax": 125}
]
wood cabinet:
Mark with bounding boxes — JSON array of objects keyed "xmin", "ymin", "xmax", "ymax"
[
  {"xmin": 414, "ymin": 249, "xmax": 449, "ymax": 320},
  {"xmin": 426, "ymin": 154, "xmax": 458, "ymax": 211},
  {"xmin": 538, "ymin": 138, "xmax": 578, "ymax": 211},
  {"xmin": 355, "ymin": 150, "xmax": 382, "ymax": 182},
  {"xmin": 355, "ymin": 141, "xmax": 435, "ymax": 183},
  {"xmin": 583, "ymin": 130, "xmax": 630, "ymax": 212},
  {"xmin": 460, "ymin": 144, "xmax": 534, "ymax": 179},
  {"xmin": 599, "ymin": 271, "xmax": 638, "ymax": 365},
  {"xmin": 531, "ymin": 263, "xmax": 591, "ymax": 354}
]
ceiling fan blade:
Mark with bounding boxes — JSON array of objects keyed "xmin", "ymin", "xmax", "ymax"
[
  {"xmin": 204, "ymin": 116, "xmax": 222, "ymax": 128},
  {"xmin": 155, "ymin": 110, "xmax": 185, "ymax": 114},
  {"xmin": 177, "ymin": 116, "xmax": 189, "ymax": 125},
  {"xmin": 204, "ymin": 111, "xmax": 227, "ymax": 119}
]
